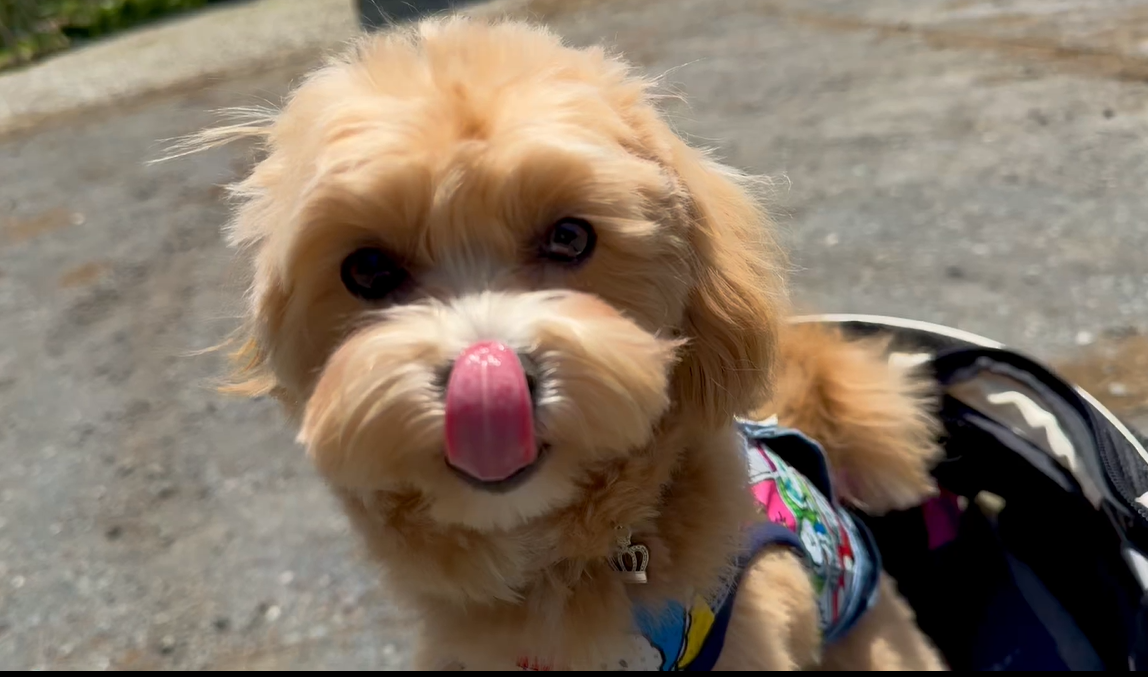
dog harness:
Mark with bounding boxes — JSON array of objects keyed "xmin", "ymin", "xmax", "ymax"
[
  {"xmin": 456, "ymin": 419, "xmax": 883, "ymax": 671},
  {"xmin": 627, "ymin": 418, "xmax": 882, "ymax": 671}
]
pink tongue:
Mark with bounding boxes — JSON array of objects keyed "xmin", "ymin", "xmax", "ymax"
[{"xmin": 444, "ymin": 341, "xmax": 537, "ymax": 483}]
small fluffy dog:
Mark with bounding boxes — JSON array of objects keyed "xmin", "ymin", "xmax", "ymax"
[{"xmin": 202, "ymin": 16, "xmax": 946, "ymax": 671}]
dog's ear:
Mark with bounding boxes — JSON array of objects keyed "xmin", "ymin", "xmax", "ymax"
[
  {"xmin": 216, "ymin": 334, "xmax": 275, "ymax": 395},
  {"xmin": 666, "ymin": 138, "xmax": 786, "ymax": 424}
]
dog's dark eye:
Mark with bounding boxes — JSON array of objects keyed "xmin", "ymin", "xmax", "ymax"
[
  {"xmin": 341, "ymin": 248, "xmax": 407, "ymax": 301},
  {"xmin": 540, "ymin": 218, "xmax": 596, "ymax": 264}
]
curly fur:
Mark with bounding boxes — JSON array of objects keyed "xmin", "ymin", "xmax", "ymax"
[{"xmin": 195, "ymin": 15, "xmax": 945, "ymax": 671}]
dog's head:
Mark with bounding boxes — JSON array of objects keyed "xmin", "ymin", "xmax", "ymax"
[{"xmin": 217, "ymin": 18, "xmax": 782, "ymax": 552}]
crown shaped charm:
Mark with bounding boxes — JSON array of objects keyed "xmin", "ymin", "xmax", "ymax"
[{"xmin": 609, "ymin": 526, "xmax": 649, "ymax": 585}]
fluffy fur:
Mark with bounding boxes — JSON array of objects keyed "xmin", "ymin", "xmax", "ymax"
[{"xmin": 201, "ymin": 16, "xmax": 945, "ymax": 670}]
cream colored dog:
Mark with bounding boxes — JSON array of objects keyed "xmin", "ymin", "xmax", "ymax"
[{"xmin": 198, "ymin": 16, "xmax": 946, "ymax": 671}]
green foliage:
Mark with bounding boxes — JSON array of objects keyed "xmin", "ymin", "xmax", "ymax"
[{"xmin": 0, "ymin": 0, "xmax": 227, "ymax": 71}]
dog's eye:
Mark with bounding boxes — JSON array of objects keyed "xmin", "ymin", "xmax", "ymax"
[
  {"xmin": 341, "ymin": 248, "xmax": 407, "ymax": 301},
  {"xmin": 540, "ymin": 218, "xmax": 596, "ymax": 264}
]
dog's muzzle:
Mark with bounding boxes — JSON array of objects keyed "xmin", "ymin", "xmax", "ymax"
[{"xmin": 443, "ymin": 340, "xmax": 540, "ymax": 486}]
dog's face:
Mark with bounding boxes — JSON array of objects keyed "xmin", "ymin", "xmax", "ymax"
[{"xmin": 221, "ymin": 19, "xmax": 781, "ymax": 535}]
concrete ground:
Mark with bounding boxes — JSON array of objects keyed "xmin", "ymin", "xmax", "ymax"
[{"xmin": 2, "ymin": 0, "xmax": 1147, "ymax": 670}]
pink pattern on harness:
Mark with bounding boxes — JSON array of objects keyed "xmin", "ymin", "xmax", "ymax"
[{"xmin": 921, "ymin": 489, "xmax": 963, "ymax": 550}]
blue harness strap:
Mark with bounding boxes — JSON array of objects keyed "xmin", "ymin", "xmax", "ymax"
[
  {"xmin": 680, "ymin": 421, "xmax": 883, "ymax": 670},
  {"xmin": 685, "ymin": 521, "xmax": 805, "ymax": 671}
]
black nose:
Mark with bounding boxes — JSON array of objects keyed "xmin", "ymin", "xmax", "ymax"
[
  {"xmin": 518, "ymin": 352, "xmax": 541, "ymax": 407},
  {"xmin": 436, "ymin": 350, "xmax": 541, "ymax": 407}
]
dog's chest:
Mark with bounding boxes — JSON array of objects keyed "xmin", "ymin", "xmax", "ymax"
[{"xmin": 443, "ymin": 420, "xmax": 880, "ymax": 671}]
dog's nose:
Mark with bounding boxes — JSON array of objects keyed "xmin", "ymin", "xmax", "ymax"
[
  {"xmin": 439, "ymin": 348, "xmax": 540, "ymax": 408},
  {"xmin": 442, "ymin": 341, "xmax": 540, "ymax": 485},
  {"xmin": 518, "ymin": 353, "xmax": 541, "ymax": 407}
]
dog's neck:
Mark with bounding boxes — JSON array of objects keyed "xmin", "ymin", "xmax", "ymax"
[{"xmin": 339, "ymin": 417, "xmax": 756, "ymax": 669}]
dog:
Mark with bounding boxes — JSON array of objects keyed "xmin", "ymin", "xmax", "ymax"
[{"xmin": 199, "ymin": 16, "xmax": 947, "ymax": 670}]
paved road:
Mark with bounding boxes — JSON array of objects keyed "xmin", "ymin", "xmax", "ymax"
[{"xmin": 2, "ymin": 0, "xmax": 1147, "ymax": 669}]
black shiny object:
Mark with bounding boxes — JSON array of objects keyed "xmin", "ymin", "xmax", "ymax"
[
  {"xmin": 541, "ymin": 218, "xmax": 596, "ymax": 264},
  {"xmin": 340, "ymin": 248, "xmax": 407, "ymax": 301}
]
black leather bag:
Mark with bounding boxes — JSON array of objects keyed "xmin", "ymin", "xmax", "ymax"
[{"xmin": 799, "ymin": 315, "xmax": 1148, "ymax": 672}]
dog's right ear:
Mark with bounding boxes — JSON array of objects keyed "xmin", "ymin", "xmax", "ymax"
[
  {"xmin": 665, "ymin": 138, "xmax": 787, "ymax": 425},
  {"xmin": 218, "ymin": 192, "xmax": 301, "ymax": 410},
  {"xmin": 219, "ymin": 332, "xmax": 278, "ymax": 398},
  {"xmin": 214, "ymin": 240, "xmax": 287, "ymax": 402},
  {"xmin": 197, "ymin": 127, "xmax": 292, "ymax": 405},
  {"xmin": 159, "ymin": 105, "xmax": 290, "ymax": 400}
]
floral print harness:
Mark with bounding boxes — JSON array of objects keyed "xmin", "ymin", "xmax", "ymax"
[{"xmin": 627, "ymin": 418, "xmax": 882, "ymax": 671}]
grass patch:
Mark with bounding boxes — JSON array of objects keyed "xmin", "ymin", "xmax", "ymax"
[{"xmin": 0, "ymin": 0, "xmax": 231, "ymax": 72}]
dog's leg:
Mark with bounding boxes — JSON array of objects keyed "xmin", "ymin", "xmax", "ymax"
[
  {"xmin": 714, "ymin": 555, "xmax": 946, "ymax": 672},
  {"xmin": 817, "ymin": 576, "xmax": 947, "ymax": 671},
  {"xmin": 759, "ymin": 322, "xmax": 942, "ymax": 514},
  {"xmin": 711, "ymin": 548, "xmax": 822, "ymax": 671}
]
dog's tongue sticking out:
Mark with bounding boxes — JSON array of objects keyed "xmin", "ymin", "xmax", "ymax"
[{"xmin": 444, "ymin": 341, "xmax": 537, "ymax": 483}]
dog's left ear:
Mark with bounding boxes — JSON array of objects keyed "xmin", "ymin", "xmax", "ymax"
[{"xmin": 665, "ymin": 137, "xmax": 786, "ymax": 425}]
